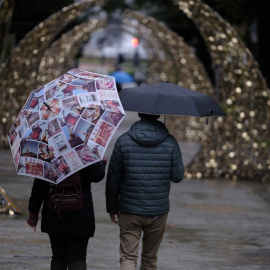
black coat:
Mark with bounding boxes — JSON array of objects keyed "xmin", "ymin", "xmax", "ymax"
[{"xmin": 28, "ymin": 161, "xmax": 106, "ymax": 237}]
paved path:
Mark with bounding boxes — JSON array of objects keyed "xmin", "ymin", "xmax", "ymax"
[{"xmin": 0, "ymin": 112, "xmax": 270, "ymax": 269}]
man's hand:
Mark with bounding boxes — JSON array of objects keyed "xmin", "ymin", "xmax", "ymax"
[{"xmin": 110, "ymin": 213, "xmax": 119, "ymax": 224}]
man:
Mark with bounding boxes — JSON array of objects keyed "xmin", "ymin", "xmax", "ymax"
[{"xmin": 106, "ymin": 113, "xmax": 185, "ymax": 270}]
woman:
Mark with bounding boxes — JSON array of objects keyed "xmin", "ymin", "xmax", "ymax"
[{"xmin": 27, "ymin": 160, "xmax": 106, "ymax": 270}]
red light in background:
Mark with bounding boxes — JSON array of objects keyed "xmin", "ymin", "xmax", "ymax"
[{"xmin": 131, "ymin": 37, "xmax": 139, "ymax": 47}]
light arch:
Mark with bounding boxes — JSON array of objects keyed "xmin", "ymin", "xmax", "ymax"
[
  {"xmin": 0, "ymin": 0, "xmax": 107, "ymax": 143},
  {"xmin": 177, "ymin": 0, "xmax": 270, "ymax": 181},
  {"xmin": 0, "ymin": 0, "xmax": 269, "ymax": 181}
]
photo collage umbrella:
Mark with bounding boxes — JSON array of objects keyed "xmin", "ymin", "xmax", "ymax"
[{"xmin": 7, "ymin": 69, "xmax": 126, "ymax": 184}]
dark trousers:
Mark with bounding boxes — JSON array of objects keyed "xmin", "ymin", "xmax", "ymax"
[{"xmin": 48, "ymin": 234, "xmax": 90, "ymax": 270}]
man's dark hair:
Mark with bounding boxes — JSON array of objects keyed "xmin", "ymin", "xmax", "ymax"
[{"xmin": 138, "ymin": 113, "xmax": 160, "ymax": 121}]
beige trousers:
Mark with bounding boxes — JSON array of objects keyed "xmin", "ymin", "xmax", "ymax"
[{"xmin": 118, "ymin": 213, "xmax": 168, "ymax": 270}]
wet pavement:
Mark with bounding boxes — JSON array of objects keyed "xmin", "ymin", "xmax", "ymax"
[{"xmin": 1, "ymin": 111, "xmax": 270, "ymax": 269}]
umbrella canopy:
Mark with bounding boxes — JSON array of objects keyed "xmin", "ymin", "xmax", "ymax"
[
  {"xmin": 7, "ymin": 69, "xmax": 125, "ymax": 184},
  {"xmin": 110, "ymin": 70, "xmax": 134, "ymax": 83},
  {"xmin": 119, "ymin": 82, "xmax": 226, "ymax": 118}
]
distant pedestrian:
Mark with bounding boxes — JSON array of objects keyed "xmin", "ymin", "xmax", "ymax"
[
  {"xmin": 27, "ymin": 161, "xmax": 106, "ymax": 270},
  {"xmin": 106, "ymin": 113, "xmax": 185, "ymax": 270}
]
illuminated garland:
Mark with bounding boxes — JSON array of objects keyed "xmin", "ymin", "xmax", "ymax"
[
  {"xmin": 178, "ymin": 0, "xmax": 270, "ymax": 181},
  {"xmin": 0, "ymin": 0, "xmax": 269, "ymax": 181},
  {"xmin": 0, "ymin": 0, "xmax": 107, "ymax": 146},
  {"xmin": 38, "ymin": 19, "xmax": 106, "ymax": 84}
]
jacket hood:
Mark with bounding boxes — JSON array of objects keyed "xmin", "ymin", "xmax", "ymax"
[{"xmin": 128, "ymin": 120, "xmax": 169, "ymax": 146}]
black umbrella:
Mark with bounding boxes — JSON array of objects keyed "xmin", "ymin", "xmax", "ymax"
[{"xmin": 119, "ymin": 82, "xmax": 226, "ymax": 123}]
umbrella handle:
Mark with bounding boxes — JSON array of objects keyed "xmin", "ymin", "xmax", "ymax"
[
  {"xmin": 43, "ymin": 102, "xmax": 51, "ymax": 111},
  {"xmin": 206, "ymin": 110, "xmax": 213, "ymax": 125}
]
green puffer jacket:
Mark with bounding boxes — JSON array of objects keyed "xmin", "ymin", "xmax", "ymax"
[{"xmin": 106, "ymin": 119, "xmax": 185, "ymax": 216}]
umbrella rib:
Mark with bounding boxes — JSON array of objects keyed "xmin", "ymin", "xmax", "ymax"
[{"xmin": 178, "ymin": 87, "xmax": 204, "ymax": 117}]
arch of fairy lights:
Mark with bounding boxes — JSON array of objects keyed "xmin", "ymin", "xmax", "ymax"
[
  {"xmin": 38, "ymin": 19, "xmax": 107, "ymax": 83},
  {"xmin": 0, "ymin": 0, "xmax": 269, "ymax": 181},
  {"xmin": 177, "ymin": 0, "xmax": 270, "ymax": 181},
  {"xmin": 122, "ymin": 10, "xmax": 214, "ymax": 140},
  {"xmin": 0, "ymin": 0, "xmax": 107, "ymax": 144}
]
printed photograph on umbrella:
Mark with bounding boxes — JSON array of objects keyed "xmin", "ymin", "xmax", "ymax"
[{"xmin": 7, "ymin": 68, "xmax": 126, "ymax": 184}]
